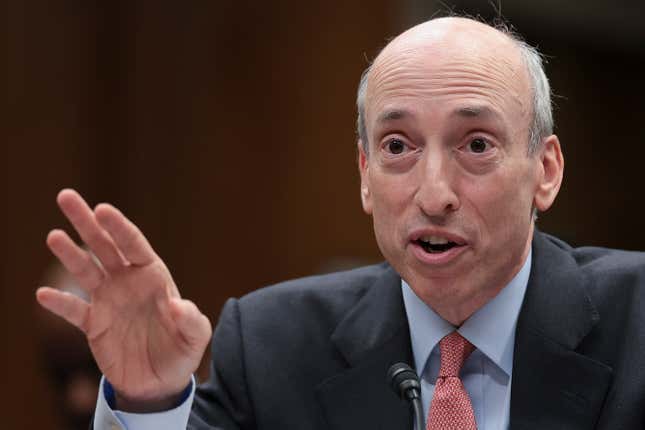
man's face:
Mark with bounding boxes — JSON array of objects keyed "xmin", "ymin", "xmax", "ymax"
[{"xmin": 359, "ymin": 19, "xmax": 561, "ymax": 323}]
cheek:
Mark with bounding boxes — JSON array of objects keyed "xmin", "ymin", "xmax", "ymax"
[
  {"xmin": 459, "ymin": 166, "xmax": 536, "ymax": 235},
  {"xmin": 369, "ymin": 190, "xmax": 404, "ymax": 236},
  {"xmin": 368, "ymin": 171, "xmax": 415, "ymax": 215},
  {"xmin": 367, "ymin": 173, "xmax": 416, "ymax": 249}
]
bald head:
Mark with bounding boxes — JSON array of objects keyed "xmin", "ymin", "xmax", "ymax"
[
  {"xmin": 377, "ymin": 17, "xmax": 520, "ymax": 64},
  {"xmin": 356, "ymin": 17, "xmax": 553, "ymax": 155}
]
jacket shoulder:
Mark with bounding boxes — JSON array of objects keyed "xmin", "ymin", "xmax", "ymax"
[
  {"xmin": 539, "ymin": 233, "xmax": 645, "ymax": 314},
  {"xmin": 572, "ymin": 243, "xmax": 645, "ymax": 281},
  {"xmin": 540, "ymin": 232, "xmax": 645, "ymax": 278},
  {"xmin": 235, "ymin": 262, "xmax": 394, "ymax": 332}
]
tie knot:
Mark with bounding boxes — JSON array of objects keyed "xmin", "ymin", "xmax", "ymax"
[{"xmin": 438, "ymin": 331, "xmax": 475, "ymax": 378}]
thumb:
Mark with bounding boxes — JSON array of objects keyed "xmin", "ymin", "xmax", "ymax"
[{"xmin": 169, "ymin": 298, "xmax": 212, "ymax": 350}]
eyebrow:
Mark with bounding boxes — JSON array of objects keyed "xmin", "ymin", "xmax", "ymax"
[
  {"xmin": 452, "ymin": 105, "xmax": 503, "ymax": 121},
  {"xmin": 376, "ymin": 109, "xmax": 411, "ymax": 124},
  {"xmin": 375, "ymin": 105, "xmax": 504, "ymax": 128}
]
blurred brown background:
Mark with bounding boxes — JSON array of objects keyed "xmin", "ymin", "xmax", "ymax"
[{"xmin": 4, "ymin": 0, "xmax": 645, "ymax": 428}]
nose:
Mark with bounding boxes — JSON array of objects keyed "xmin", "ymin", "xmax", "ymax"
[{"xmin": 413, "ymin": 151, "xmax": 460, "ymax": 219}]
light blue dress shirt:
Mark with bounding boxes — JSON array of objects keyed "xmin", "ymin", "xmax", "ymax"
[
  {"xmin": 94, "ymin": 252, "xmax": 530, "ymax": 429},
  {"xmin": 402, "ymin": 250, "xmax": 531, "ymax": 430},
  {"xmin": 94, "ymin": 376, "xmax": 195, "ymax": 429}
]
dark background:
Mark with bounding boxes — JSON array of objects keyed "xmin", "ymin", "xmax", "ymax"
[{"xmin": 5, "ymin": 0, "xmax": 645, "ymax": 428}]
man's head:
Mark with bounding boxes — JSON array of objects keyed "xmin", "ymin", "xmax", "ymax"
[{"xmin": 356, "ymin": 17, "xmax": 564, "ymax": 325}]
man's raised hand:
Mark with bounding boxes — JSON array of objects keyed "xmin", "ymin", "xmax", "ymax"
[{"xmin": 36, "ymin": 189, "xmax": 212, "ymax": 412}]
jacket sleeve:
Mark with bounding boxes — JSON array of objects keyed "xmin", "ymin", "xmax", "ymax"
[{"xmin": 189, "ymin": 298, "xmax": 256, "ymax": 430}]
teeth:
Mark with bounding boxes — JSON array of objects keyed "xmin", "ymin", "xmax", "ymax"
[{"xmin": 420, "ymin": 235, "xmax": 449, "ymax": 245}]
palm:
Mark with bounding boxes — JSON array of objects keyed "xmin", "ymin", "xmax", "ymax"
[
  {"xmin": 36, "ymin": 189, "xmax": 212, "ymax": 406},
  {"xmin": 86, "ymin": 262, "xmax": 187, "ymax": 398}
]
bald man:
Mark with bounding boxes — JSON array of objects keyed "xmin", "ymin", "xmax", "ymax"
[{"xmin": 38, "ymin": 17, "xmax": 645, "ymax": 429}]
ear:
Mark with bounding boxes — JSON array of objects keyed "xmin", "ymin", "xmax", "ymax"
[
  {"xmin": 533, "ymin": 134, "xmax": 564, "ymax": 212},
  {"xmin": 357, "ymin": 140, "xmax": 373, "ymax": 214}
]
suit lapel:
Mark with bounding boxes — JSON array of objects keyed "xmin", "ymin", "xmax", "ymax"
[
  {"xmin": 511, "ymin": 232, "xmax": 613, "ymax": 430},
  {"xmin": 314, "ymin": 232, "xmax": 614, "ymax": 430},
  {"xmin": 315, "ymin": 265, "xmax": 414, "ymax": 430}
]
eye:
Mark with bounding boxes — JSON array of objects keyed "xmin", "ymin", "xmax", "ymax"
[
  {"xmin": 467, "ymin": 137, "xmax": 490, "ymax": 153},
  {"xmin": 384, "ymin": 138, "xmax": 408, "ymax": 155}
]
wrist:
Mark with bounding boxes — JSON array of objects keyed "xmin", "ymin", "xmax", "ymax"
[{"xmin": 106, "ymin": 379, "xmax": 193, "ymax": 413}]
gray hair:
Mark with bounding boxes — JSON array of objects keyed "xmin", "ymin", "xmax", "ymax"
[{"xmin": 356, "ymin": 20, "xmax": 553, "ymax": 156}]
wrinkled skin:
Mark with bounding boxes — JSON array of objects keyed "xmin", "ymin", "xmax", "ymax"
[
  {"xmin": 36, "ymin": 189, "xmax": 212, "ymax": 411},
  {"xmin": 359, "ymin": 18, "xmax": 563, "ymax": 325}
]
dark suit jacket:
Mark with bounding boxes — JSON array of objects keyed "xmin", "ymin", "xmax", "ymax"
[{"xmin": 188, "ymin": 231, "xmax": 645, "ymax": 429}]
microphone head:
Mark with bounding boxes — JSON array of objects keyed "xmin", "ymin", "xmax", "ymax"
[{"xmin": 387, "ymin": 362, "xmax": 420, "ymax": 400}]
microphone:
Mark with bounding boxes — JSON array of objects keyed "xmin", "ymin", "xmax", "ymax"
[{"xmin": 387, "ymin": 363, "xmax": 424, "ymax": 430}]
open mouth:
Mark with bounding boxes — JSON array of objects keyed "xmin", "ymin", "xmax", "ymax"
[{"xmin": 414, "ymin": 236, "xmax": 463, "ymax": 254}]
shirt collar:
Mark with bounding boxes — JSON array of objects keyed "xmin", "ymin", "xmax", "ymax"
[{"xmin": 401, "ymin": 249, "xmax": 531, "ymax": 377}]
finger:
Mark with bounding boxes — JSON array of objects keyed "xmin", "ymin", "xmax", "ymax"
[
  {"xmin": 36, "ymin": 287, "xmax": 90, "ymax": 333},
  {"xmin": 57, "ymin": 189, "xmax": 124, "ymax": 270},
  {"xmin": 47, "ymin": 229, "xmax": 104, "ymax": 290},
  {"xmin": 169, "ymin": 298, "xmax": 212, "ymax": 349},
  {"xmin": 95, "ymin": 203, "xmax": 156, "ymax": 266}
]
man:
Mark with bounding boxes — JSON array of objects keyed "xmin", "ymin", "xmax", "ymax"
[{"xmin": 36, "ymin": 16, "xmax": 645, "ymax": 429}]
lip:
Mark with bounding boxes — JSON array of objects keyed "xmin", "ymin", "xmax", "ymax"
[
  {"xmin": 408, "ymin": 229, "xmax": 467, "ymax": 245},
  {"xmin": 408, "ymin": 229, "xmax": 469, "ymax": 266}
]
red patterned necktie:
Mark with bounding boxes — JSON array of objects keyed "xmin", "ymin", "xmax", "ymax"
[{"xmin": 426, "ymin": 331, "xmax": 477, "ymax": 430}]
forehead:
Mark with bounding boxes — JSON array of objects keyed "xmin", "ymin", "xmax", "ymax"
[{"xmin": 365, "ymin": 19, "xmax": 530, "ymax": 133}]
